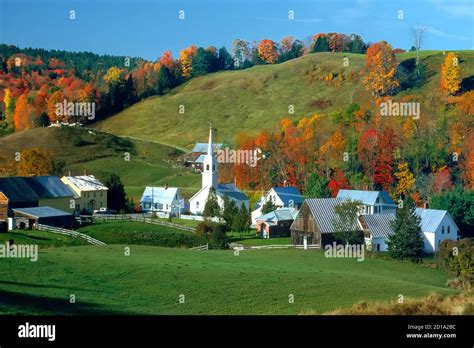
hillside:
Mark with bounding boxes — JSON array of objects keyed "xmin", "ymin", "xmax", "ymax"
[
  {"xmin": 94, "ymin": 50, "xmax": 474, "ymax": 149},
  {"xmin": 0, "ymin": 127, "xmax": 201, "ymax": 199}
]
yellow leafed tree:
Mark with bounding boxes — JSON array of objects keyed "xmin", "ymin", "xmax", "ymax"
[
  {"xmin": 179, "ymin": 45, "xmax": 197, "ymax": 79},
  {"xmin": 394, "ymin": 162, "xmax": 415, "ymax": 197},
  {"xmin": 441, "ymin": 52, "xmax": 461, "ymax": 96}
]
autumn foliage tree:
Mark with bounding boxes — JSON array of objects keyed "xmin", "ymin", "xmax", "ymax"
[
  {"xmin": 258, "ymin": 39, "xmax": 279, "ymax": 64},
  {"xmin": 179, "ymin": 45, "xmax": 197, "ymax": 79},
  {"xmin": 13, "ymin": 94, "xmax": 38, "ymax": 131},
  {"xmin": 16, "ymin": 148, "xmax": 53, "ymax": 176},
  {"xmin": 363, "ymin": 41, "xmax": 399, "ymax": 96},
  {"xmin": 441, "ymin": 52, "xmax": 461, "ymax": 96}
]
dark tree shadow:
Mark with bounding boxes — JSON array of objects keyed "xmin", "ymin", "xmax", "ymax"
[
  {"xmin": 0, "ymin": 280, "xmax": 90, "ymax": 291},
  {"xmin": 460, "ymin": 75, "xmax": 474, "ymax": 93},
  {"xmin": 0, "ymin": 289, "xmax": 138, "ymax": 315}
]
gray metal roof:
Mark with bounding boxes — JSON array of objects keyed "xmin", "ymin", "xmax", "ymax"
[
  {"xmin": 0, "ymin": 176, "xmax": 74, "ymax": 201},
  {"xmin": 33, "ymin": 176, "xmax": 75, "ymax": 198},
  {"xmin": 337, "ymin": 189, "xmax": 396, "ymax": 206},
  {"xmin": 192, "ymin": 143, "xmax": 222, "ymax": 153},
  {"xmin": 415, "ymin": 208, "xmax": 456, "ymax": 233},
  {"xmin": 360, "ymin": 213, "xmax": 396, "ymax": 238},
  {"xmin": 305, "ymin": 198, "xmax": 360, "ymax": 234},
  {"xmin": 0, "ymin": 177, "xmax": 38, "ymax": 202},
  {"xmin": 13, "ymin": 206, "xmax": 72, "ymax": 218},
  {"xmin": 216, "ymin": 184, "xmax": 249, "ymax": 202},
  {"xmin": 257, "ymin": 207, "xmax": 298, "ymax": 222}
]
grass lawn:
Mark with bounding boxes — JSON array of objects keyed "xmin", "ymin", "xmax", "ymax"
[
  {"xmin": 158, "ymin": 217, "xmax": 201, "ymax": 228},
  {"xmin": 0, "ymin": 244, "xmax": 457, "ymax": 315},
  {"xmin": 77, "ymin": 222, "xmax": 206, "ymax": 248},
  {"xmin": 228, "ymin": 231, "xmax": 291, "ymax": 246},
  {"xmin": 0, "ymin": 230, "xmax": 88, "ymax": 248}
]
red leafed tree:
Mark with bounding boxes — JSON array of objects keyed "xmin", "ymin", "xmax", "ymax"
[
  {"xmin": 433, "ymin": 167, "xmax": 453, "ymax": 192},
  {"xmin": 327, "ymin": 169, "xmax": 351, "ymax": 197},
  {"xmin": 160, "ymin": 50, "xmax": 174, "ymax": 69},
  {"xmin": 373, "ymin": 128, "xmax": 397, "ymax": 191}
]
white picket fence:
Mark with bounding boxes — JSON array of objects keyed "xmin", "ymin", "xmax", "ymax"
[
  {"xmin": 88, "ymin": 214, "xmax": 196, "ymax": 233},
  {"xmin": 189, "ymin": 244, "xmax": 209, "ymax": 251},
  {"xmin": 37, "ymin": 224, "xmax": 107, "ymax": 246}
]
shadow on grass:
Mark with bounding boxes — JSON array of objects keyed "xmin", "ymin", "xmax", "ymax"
[
  {"xmin": 0, "ymin": 280, "xmax": 91, "ymax": 291},
  {"xmin": 0, "ymin": 289, "xmax": 137, "ymax": 315}
]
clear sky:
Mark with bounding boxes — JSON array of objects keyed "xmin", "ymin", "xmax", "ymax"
[{"xmin": 0, "ymin": 0, "xmax": 472, "ymax": 61}]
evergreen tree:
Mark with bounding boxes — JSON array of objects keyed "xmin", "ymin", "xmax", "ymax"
[
  {"xmin": 156, "ymin": 66, "xmax": 171, "ymax": 95},
  {"xmin": 261, "ymin": 199, "xmax": 278, "ymax": 214},
  {"xmin": 105, "ymin": 173, "xmax": 127, "ymax": 212},
  {"xmin": 312, "ymin": 36, "xmax": 329, "ymax": 53},
  {"xmin": 232, "ymin": 203, "xmax": 250, "ymax": 233},
  {"xmin": 217, "ymin": 47, "xmax": 233, "ymax": 70},
  {"xmin": 203, "ymin": 187, "xmax": 220, "ymax": 218},
  {"xmin": 222, "ymin": 195, "xmax": 239, "ymax": 230},
  {"xmin": 349, "ymin": 35, "xmax": 367, "ymax": 54},
  {"xmin": 305, "ymin": 173, "xmax": 331, "ymax": 198},
  {"xmin": 387, "ymin": 197, "xmax": 424, "ymax": 261}
]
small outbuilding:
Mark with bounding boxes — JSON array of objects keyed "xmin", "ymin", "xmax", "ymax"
[
  {"xmin": 255, "ymin": 208, "xmax": 298, "ymax": 239},
  {"xmin": 12, "ymin": 206, "xmax": 73, "ymax": 230}
]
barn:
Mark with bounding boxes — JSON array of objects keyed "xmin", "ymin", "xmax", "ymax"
[
  {"xmin": 290, "ymin": 198, "xmax": 361, "ymax": 246},
  {"xmin": 12, "ymin": 207, "xmax": 73, "ymax": 230}
]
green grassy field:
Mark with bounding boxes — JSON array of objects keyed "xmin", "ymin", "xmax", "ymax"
[
  {"xmin": 94, "ymin": 50, "xmax": 474, "ymax": 149},
  {"xmin": 0, "ymin": 230, "xmax": 88, "ymax": 248},
  {"xmin": 0, "ymin": 242, "xmax": 457, "ymax": 315},
  {"xmin": 77, "ymin": 222, "xmax": 206, "ymax": 248}
]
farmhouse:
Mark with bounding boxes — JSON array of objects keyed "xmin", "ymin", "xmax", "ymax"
[
  {"xmin": 140, "ymin": 186, "xmax": 184, "ymax": 216},
  {"xmin": 336, "ymin": 189, "xmax": 397, "ymax": 214},
  {"xmin": 251, "ymin": 186, "xmax": 303, "ymax": 225},
  {"xmin": 61, "ymin": 174, "xmax": 108, "ymax": 215},
  {"xmin": 255, "ymin": 207, "xmax": 298, "ymax": 239},
  {"xmin": 189, "ymin": 127, "xmax": 249, "ymax": 215},
  {"xmin": 290, "ymin": 198, "xmax": 361, "ymax": 245},
  {"xmin": 358, "ymin": 208, "xmax": 459, "ymax": 253}
]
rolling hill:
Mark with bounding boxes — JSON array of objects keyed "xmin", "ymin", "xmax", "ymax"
[{"xmin": 94, "ymin": 50, "xmax": 474, "ymax": 149}]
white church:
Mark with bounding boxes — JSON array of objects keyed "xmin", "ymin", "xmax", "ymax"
[{"xmin": 189, "ymin": 127, "xmax": 249, "ymax": 215}]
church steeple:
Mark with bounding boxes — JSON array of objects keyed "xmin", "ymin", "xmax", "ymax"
[{"xmin": 202, "ymin": 126, "xmax": 217, "ymax": 188}]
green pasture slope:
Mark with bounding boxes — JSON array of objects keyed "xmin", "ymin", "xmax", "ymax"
[
  {"xmin": 94, "ymin": 50, "xmax": 474, "ymax": 149},
  {"xmin": 0, "ymin": 242, "xmax": 456, "ymax": 315}
]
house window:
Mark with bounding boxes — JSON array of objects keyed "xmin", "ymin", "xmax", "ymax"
[
  {"xmin": 213, "ymin": 165, "xmax": 215, "ymax": 171},
  {"xmin": 196, "ymin": 202, "xmax": 200, "ymax": 208},
  {"xmin": 206, "ymin": 165, "xmax": 210, "ymax": 171},
  {"xmin": 447, "ymin": 226, "xmax": 450, "ymax": 234},
  {"xmin": 442, "ymin": 226, "xmax": 445, "ymax": 234},
  {"xmin": 376, "ymin": 243, "xmax": 380, "ymax": 252}
]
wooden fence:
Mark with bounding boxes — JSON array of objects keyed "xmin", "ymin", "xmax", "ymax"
[
  {"xmin": 231, "ymin": 244, "xmax": 321, "ymax": 250},
  {"xmin": 85, "ymin": 214, "xmax": 196, "ymax": 233},
  {"xmin": 189, "ymin": 244, "xmax": 209, "ymax": 251},
  {"xmin": 37, "ymin": 224, "xmax": 107, "ymax": 246}
]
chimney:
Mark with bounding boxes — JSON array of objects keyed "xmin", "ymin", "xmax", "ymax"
[
  {"xmin": 165, "ymin": 183, "xmax": 168, "ymax": 190},
  {"xmin": 68, "ymin": 170, "xmax": 72, "ymax": 176},
  {"xmin": 83, "ymin": 169, "xmax": 87, "ymax": 176},
  {"xmin": 423, "ymin": 202, "xmax": 428, "ymax": 209},
  {"xmin": 234, "ymin": 177, "xmax": 237, "ymax": 187},
  {"xmin": 283, "ymin": 180, "xmax": 287, "ymax": 187}
]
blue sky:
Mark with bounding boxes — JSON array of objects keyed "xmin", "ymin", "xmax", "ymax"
[{"xmin": 0, "ymin": 0, "xmax": 472, "ymax": 61}]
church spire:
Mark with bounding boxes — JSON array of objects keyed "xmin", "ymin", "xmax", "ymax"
[
  {"xmin": 207, "ymin": 125, "xmax": 213, "ymax": 156},
  {"xmin": 202, "ymin": 125, "xmax": 217, "ymax": 189}
]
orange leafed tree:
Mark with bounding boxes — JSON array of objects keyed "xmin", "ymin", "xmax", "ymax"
[
  {"xmin": 441, "ymin": 52, "xmax": 461, "ymax": 96},
  {"xmin": 258, "ymin": 39, "xmax": 279, "ymax": 64},
  {"xmin": 13, "ymin": 94, "xmax": 38, "ymax": 131},
  {"xmin": 362, "ymin": 41, "xmax": 399, "ymax": 97}
]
